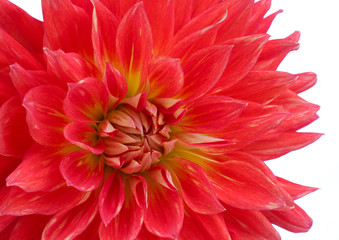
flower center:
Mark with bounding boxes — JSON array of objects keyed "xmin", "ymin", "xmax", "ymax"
[{"xmin": 101, "ymin": 105, "xmax": 176, "ymax": 174}]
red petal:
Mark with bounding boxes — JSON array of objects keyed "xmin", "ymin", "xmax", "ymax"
[
  {"xmin": 211, "ymin": 34, "xmax": 270, "ymax": 93},
  {"xmin": 0, "ymin": 186, "xmax": 87, "ymax": 216},
  {"xmin": 116, "ymin": 2, "xmax": 153, "ymax": 97},
  {"xmin": 92, "ymin": 0, "xmax": 119, "ymax": 70},
  {"xmin": 174, "ymin": 132, "xmax": 233, "ymax": 148},
  {"xmin": 147, "ymin": 165, "xmax": 177, "ymax": 191},
  {"xmin": 262, "ymin": 204, "xmax": 313, "ymax": 233},
  {"xmin": 104, "ymin": 62, "xmax": 127, "ymax": 102},
  {"xmin": 0, "ymin": 29, "xmax": 43, "ymax": 71},
  {"xmin": 215, "ymin": 0, "xmax": 253, "ymax": 42},
  {"xmin": 148, "ymin": 56, "xmax": 184, "ymax": 98},
  {"xmin": 63, "ymin": 78, "xmax": 109, "ymax": 122},
  {"xmin": 0, "ymin": 0, "xmax": 43, "ymax": 54},
  {"xmin": 179, "ymin": 95, "xmax": 246, "ymax": 133},
  {"xmin": 177, "ymin": 45, "xmax": 233, "ymax": 104},
  {"xmin": 178, "ymin": 207, "xmax": 231, "ymax": 240},
  {"xmin": 9, "ymin": 63, "xmax": 49, "ymax": 99},
  {"xmin": 99, "ymin": 171, "xmax": 125, "ymax": 226},
  {"xmin": 0, "ymin": 72, "xmax": 16, "ymax": 105},
  {"xmin": 167, "ymin": 158, "xmax": 224, "ymax": 214},
  {"xmin": 60, "ymin": 151, "xmax": 104, "ymax": 191},
  {"xmin": 173, "ymin": 0, "xmax": 193, "ymax": 33},
  {"xmin": 205, "ymin": 160, "xmax": 286, "ymax": 210},
  {"xmin": 191, "ymin": 0, "xmax": 222, "ymax": 17},
  {"xmin": 144, "ymin": 0, "xmax": 174, "ymax": 54},
  {"xmin": 42, "ymin": 193, "xmax": 98, "ymax": 240},
  {"xmin": 44, "ymin": 48, "xmax": 96, "ymax": 88},
  {"xmin": 0, "ymin": 215, "xmax": 16, "ymax": 233},
  {"xmin": 277, "ymin": 177, "xmax": 318, "ymax": 200},
  {"xmin": 289, "ymin": 72, "xmax": 317, "ymax": 94},
  {"xmin": 0, "ymin": 97, "xmax": 33, "ymax": 158},
  {"xmin": 99, "ymin": 192, "xmax": 144, "ymax": 240},
  {"xmin": 144, "ymin": 178, "xmax": 184, "ymax": 238},
  {"xmin": 10, "ymin": 215, "xmax": 50, "ymax": 240},
  {"xmin": 136, "ymin": 225, "xmax": 172, "ymax": 240},
  {"xmin": 0, "ymin": 155, "xmax": 20, "ymax": 185},
  {"xmin": 174, "ymin": 2, "xmax": 228, "ymax": 44},
  {"xmin": 6, "ymin": 144, "xmax": 65, "ymax": 192},
  {"xmin": 244, "ymin": 0, "xmax": 272, "ymax": 35},
  {"xmin": 42, "ymin": 0, "xmax": 93, "ymax": 58},
  {"xmin": 23, "ymin": 85, "xmax": 69, "ymax": 146},
  {"xmin": 242, "ymin": 132, "xmax": 322, "ymax": 160},
  {"xmin": 254, "ymin": 31, "xmax": 300, "ymax": 70},
  {"xmin": 255, "ymin": 9, "xmax": 283, "ymax": 34},
  {"xmin": 221, "ymin": 70, "xmax": 296, "ymax": 104},
  {"xmin": 223, "ymin": 207, "xmax": 280, "ymax": 240},
  {"xmin": 129, "ymin": 175, "xmax": 148, "ymax": 209},
  {"xmin": 64, "ymin": 122, "xmax": 105, "ymax": 154}
]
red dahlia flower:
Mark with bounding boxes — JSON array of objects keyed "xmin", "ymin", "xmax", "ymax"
[{"xmin": 0, "ymin": 0, "xmax": 320, "ymax": 239}]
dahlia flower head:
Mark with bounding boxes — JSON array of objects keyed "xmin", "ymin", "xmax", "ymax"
[{"xmin": 0, "ymin": 0, "xmax": 321, "ymax": 239}]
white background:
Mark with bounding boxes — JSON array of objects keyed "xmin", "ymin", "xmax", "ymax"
[{"xmin": 7, "ymin": 0, "xmax": 339, "ymax": 239}]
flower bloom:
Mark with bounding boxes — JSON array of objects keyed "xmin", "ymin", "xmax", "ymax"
[{"xmin": 0, "ymin": 0, "xmax": 321, "ymax": 239}]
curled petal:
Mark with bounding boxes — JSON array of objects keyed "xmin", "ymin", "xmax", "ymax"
[
  {"xmin": 129, "ymin": 175, "xmax": 148, "ymax": 209},
  {"xmin": 289, "ymin": 72, "xmax": 317, "ymax": 94},
  {"xmin": 23, "ymin": 85, "xmax": 69, "ymax": 146},
  {"xmin": 99, "ymin": 171, "xmax": 125, "ymax": 226},
  {"xmin": 64, "ymin": 122, "xmax": 105, "ymax": 154},
  {"xmin": 6, "ymin": 144, "xmax": 65, "ymax": 192},
  {"xmin": 64, "ymin": 78, "xmax": 109, "ymax": 122},
  {"xmin": 0, "ymin": 97, "xmax": 33, "ymax": 157},
  {"xmin": 262, "ymin": 204, "xmax": 313, "ymax": 233},
  {"xmin": 104, "ymin": 62, "xmax": 127, "ymax": 102},
  {"xmin": 60, "ymin": 151, "xmax": 104, "ymax": 192}
]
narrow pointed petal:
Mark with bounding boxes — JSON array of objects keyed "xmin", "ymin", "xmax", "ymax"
[
  {"xmin": 23, "ymin": 85, "xmax": 69, "ymax": 146},
  {"xmin": 178, "ymin": 207, "xmax": 231, "ymax": 240},
  {"xmin": 255, "ymin": 9, "xmax": 283, "ymax": 34},
  {"xmin": 174, "ymin": 132, "xmax": 233, "ymax": 148},
  {"xmin": 6, "ymin": 144, "xmax": 65, "ymax": 192},
  {"xmin": 92, "ymin": 0, "xmax": 119, "ymax": 69},
  {"xmin": 289, "ymin": 72, "xmax": 317, "ymax": 94},
  {"xmin": 262, "ymin": 204, "xmax": 313, "ymax": 233},
  {"xmin": 116, "ymin": 2, "xmax": 153, "ymax": 96},
  {"xmin": 167, "ymin": 158, "xmax": 225, "ymax": 214},
  {"xmin": 0, "ymin": 97, "xmax": 33, "ymax": 158},
  {"xmin": 129, "ymin": 175, "xmax": 148, "ymax": 209},
  {"xmin": 244, "ymin": 0, "xmax": 271, "ymax": 35},
  {"xmin": 10, "ymin": 215, "xmax": 50, "ymax": 240},
  {"xmin": 242, "ymin": 132, "xmax": 322, "ymax": 160},
  {"xmin": 42, "ymin": 193, "xmax": 98, "ymax": 240},
  {"xmin": 44, "ymin": 49, "xmax": 96, "ymax": 88},
  {"xmin": 221, "ymin": 71, "xmax": 296, "ymax": 104},
  {"xmin": 9, "ymin": 63, "xmax": 49, "ymax": 99},
  {"xmin": 60, "ymin": 151, "xmax": 104, "ymax": 192},
  {"xmin": 148, "ymin": 56, "xmax": 184, "ymax": 98},
  {"xmin": 173, "ymin": 0, "xmax": 193, "ymax": 33},
  {"xmin": 144, "ymin": 0, "xmax": 175, "ymax": 54},
  {"xmin": 0, "ymin": 0, "xmax": 43, "ymax": 54},
  {"xmin": 0, "ymin": 29, "xmax": 43, "ymax": 71},
  {"xmin": 254, "ymin": 31, "xmax": 300, "ymax": 70},
  {"xmin": 277, "ymin": 177, "xmax": 318, "ymax": 200},
  {"xmin": 205, "ymin": 160, "xmax": 286, "ymax": 210},
  {"xmin": 223, "ymin": 207, "xmax": 281, "ymax": 240},
  {"xmin": 178, "ymin": 95, "xmax": 246, "ymax": 133},
  {"xmin": 42, "ymin": 0, "xmax": 93, "ymax": 58},
  {"xmin": 99, "ymin": 171, "xmax": 125, "ymax": 226},
  {"xmin": 99, "ymin": 192, "xmax": 144, "ymax": 240},
  {"xmin": 144, "ymin": 179, "xmax": 184, "ymax": 239},
  {"xmin": 104, "ymin": 62, "xmax": 127, "ymax": 102},
  {"xmin": 211, "ymin": 34, "xmax": 270, "ymax": 93},
  {"xmin": 177, "ymin": 45, "xmax": 233, "ymax": 104},
  {"xmin": 64, "ymin": 78, "xmax": 109, "ymax": 122},
  {"xmin": 0, "ymin": 186, "xmax": 88, "ymax": 216},
  {"xmin": 64, "ymin": 122, "xmax": 105, "ymax": 154},
  {"xmin": 174, "ymin": 2, "xmax": 228, "ymax": 44}
]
